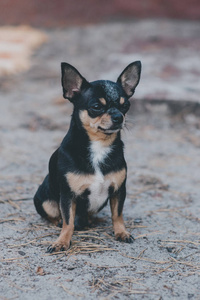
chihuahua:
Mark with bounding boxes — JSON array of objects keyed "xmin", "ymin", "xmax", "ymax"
[{"xmin": 34, "ymin": 61, "xmax": 141, "ymax": 252}]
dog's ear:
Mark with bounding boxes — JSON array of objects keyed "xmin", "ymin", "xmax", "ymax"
[
  {"xmin": 117, "ymin": 61, "xmax": 141, "ymax": 98},
  {"xmin": 61, "ymin": 63, "xmax": 90, "ymax": 100}
]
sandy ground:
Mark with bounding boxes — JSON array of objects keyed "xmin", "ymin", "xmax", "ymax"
[{"xmin": 0, "ymin": 20, "xmax": 200, "ymax": 299}]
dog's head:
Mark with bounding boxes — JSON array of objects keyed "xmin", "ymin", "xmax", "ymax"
[{"xmin": 61, "ymin": 62, "xmax": 141, "ymax": 137}]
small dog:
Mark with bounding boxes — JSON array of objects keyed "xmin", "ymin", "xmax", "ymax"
[{"xmin": 34, "ymin": 61, "xmax": 141, "ymax": 252}]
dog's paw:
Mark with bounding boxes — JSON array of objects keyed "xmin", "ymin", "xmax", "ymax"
[
  {"xmin": 46, "ymin": 240, "xmax": 71, "ymax": 253},
  {"xmin": 115, "ymin": 232, "xmax": 134, "ymax": 244}
]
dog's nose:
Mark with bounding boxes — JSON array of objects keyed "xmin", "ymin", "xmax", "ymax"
[{"xmin": 112, "ymin": 113, "xmax": 124, "ymax": 124}]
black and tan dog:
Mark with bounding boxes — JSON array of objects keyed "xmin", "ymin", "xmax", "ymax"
[{"xmin": 34, "ymin": 61, "xmax": 141, "ymax": 252}]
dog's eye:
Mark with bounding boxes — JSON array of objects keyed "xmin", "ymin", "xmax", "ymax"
[
  {"xmin": 92, "ymin": 103, "xmax": 102, "ymax": 111},
  {"xmin": 88, "ymin": 103, "xmax": 105, "ymax": 117}
]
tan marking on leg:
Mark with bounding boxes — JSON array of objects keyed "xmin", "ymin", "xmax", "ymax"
[
  {"xmin": 99, "ymin": 98, "xmax": 106, "ymax": 105},
  {"xmin": 105, "ymin": 168, "xmax": 126, "ymax": 192},
  {"xmin": 42, "ymin": 200, "xmax": 60, "ymax": 219},
  {"xmin": 110, "ymin": 196, "xmax": 131, "ymax": 242},
  {"xmin": 120, "ymin": 97, "xmax": 125, "ymax": 105},
  {"xmin": 50, "ymin": 202, "xmax": 76, "ymax": 251}
]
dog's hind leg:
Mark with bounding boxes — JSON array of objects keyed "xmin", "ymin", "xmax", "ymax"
[{"xmin": 34, "ymin": 175, "xmax": 61, "ymax": 225}]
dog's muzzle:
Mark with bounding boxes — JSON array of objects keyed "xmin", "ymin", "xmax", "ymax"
[
  {"xmin": 109, "ymin": 108, "xmax": 124, "ymax": 129},
  {"xmin": 111, "ymin": 112, "xmax": 124, "ymax": 125},
  {"xmin": 102, "ymin": 110, "xmax": 124, "ymax": 134},
  {"xmin": 97, "ymin": 108, "xmax": 125, "ymax": 134}
]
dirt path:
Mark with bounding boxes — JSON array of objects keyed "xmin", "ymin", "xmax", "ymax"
[{"xmin": 1, "ymin": 21, "xmax": 200, "ymax": 299}]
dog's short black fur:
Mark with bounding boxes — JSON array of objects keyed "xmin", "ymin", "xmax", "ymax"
[{"xmin": 34, "ymin": 61, "xmax": 141, "ymax": 252}]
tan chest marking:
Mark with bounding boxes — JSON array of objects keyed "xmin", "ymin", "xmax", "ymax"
[
  {"xmin": 106, "ymin": 168, "xmax": 126, "ymax": 191},
  {"xmin": 66, "ymin": 169, "xmax": 126, "ymax": 200},
  {"xmin": 66, "ymin": 173, "xmax": 94, "ymax": 195}
]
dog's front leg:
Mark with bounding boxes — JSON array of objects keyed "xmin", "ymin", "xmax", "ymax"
[
  {"xmin": 110, "ymin": 183, "xmax": 134, "ymax": 243},
  {"xmin": 47, "ymin": 189, "xmax": 76, "ymax": 253}
]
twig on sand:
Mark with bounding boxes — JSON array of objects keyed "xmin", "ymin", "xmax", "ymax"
[
  {"xmin": 0, "ymin": 217, "xmax": 25, "ymax": 224},
  {"xmin": 60, "ymin": 284, "xmax": 84, "ymax": 297},
  {"xmin": 161, "ymin": 239, "xmax": 200, "ymax": 246},
  {"xmin": 91, "ymin": 275, "xmax": 156, "ymax": 297},
  {"xmin": 8, "ymin": 233, "xmax": 59, "ymax": 248},
  {"xmin": 0, "ymin": 256, "xmax": 29, "ymax": 262}
]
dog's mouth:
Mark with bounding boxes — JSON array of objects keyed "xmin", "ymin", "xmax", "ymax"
[{"xmin": 98, "ymin": 125, "xmax": 122, "ymax": 134}]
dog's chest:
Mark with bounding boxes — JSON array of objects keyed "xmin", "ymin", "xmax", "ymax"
[
  {"xmin": 66, "ymin": 141, "xmax": 126, "ymax": 212},
  {"xmin": 66, "ymin": 141, "xmax": 112, "ymax": 212},
  {"xmin": 88, "ymin": 141, "xmax": 112, "ymax": 212},
  {"xmin": 86, "ymin": 169, "xmax": 109, "ymax": 212},
  {"xmin": 89, "ymin": 140, "xmax": 111, "ymax": 168}
]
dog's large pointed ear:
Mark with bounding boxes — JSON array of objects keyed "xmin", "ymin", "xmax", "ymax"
[
  {"xmin": 117, "ymin": 61, "xmax": 141, "ymax": 98},
  {"xmin": 61, "ymin": 63, "xmax": 90, "ymax": 100}
]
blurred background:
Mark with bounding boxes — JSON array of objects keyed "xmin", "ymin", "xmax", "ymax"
[
  {"xmin": 0, "ymin": 0, "xmax": 200, "ymax": 102},
  {"xmin": 1, "ymin": 0, "xmax": 200, "ymax": 26}
]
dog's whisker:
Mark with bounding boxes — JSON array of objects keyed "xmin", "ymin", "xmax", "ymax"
[{"xmin": 125, "ymin": 117, "xmax": 136, "ymax": 124}]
